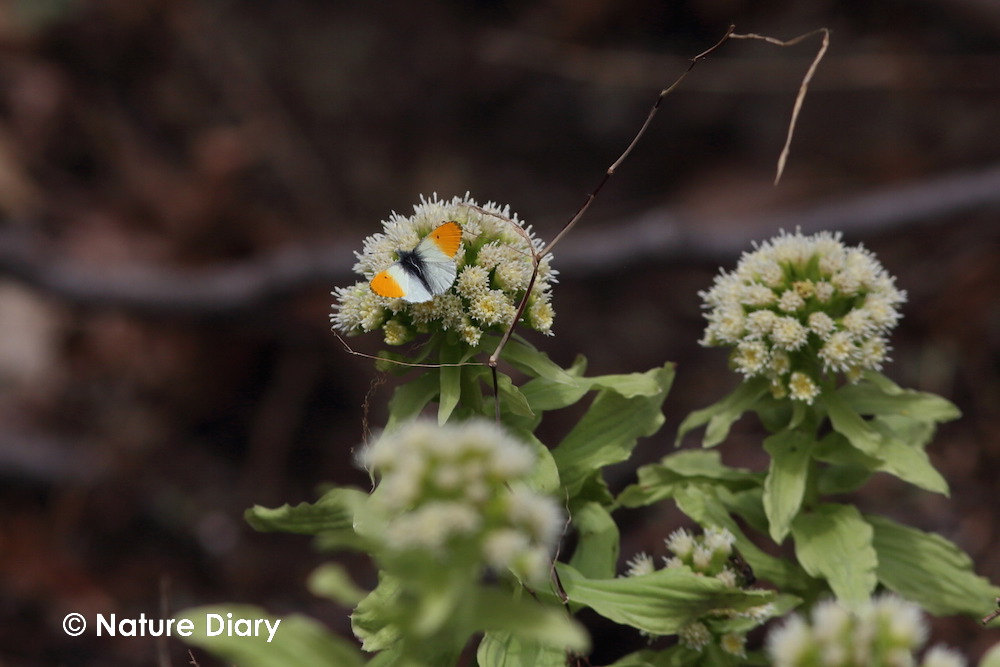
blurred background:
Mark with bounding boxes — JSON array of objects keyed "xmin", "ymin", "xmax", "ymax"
[{"xmin": 0, "ymin": 0, "xmax": 997, "ymax": 664}]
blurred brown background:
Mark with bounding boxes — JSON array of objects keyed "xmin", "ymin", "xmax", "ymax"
[{"xmin": 0, "ymin": 0, "xmax": 998, "ymax": 665}]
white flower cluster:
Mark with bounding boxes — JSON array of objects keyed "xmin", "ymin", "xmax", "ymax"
[
  {"xmin": 362, "ymin": 419, "xmax": 562, "ymax": 583},
  {"xmin": 700, "ymin": 229, "xmax": 906, "ymax": 403},
  {"xmin": 663, "ymin": 525, "xmax": 749, "ymax": 586},
  {"xmin": 624, "ymin": 526, "xmax": 767, "ymax": 656},
  {"xmin": 767, "ymin": 595, "xmax": 965, "ymax": 667},
  {"xmin": 331, "ymin": 193, "xmax": 556, "ymax": 347}
]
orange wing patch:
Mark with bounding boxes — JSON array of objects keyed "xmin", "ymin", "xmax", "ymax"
[
  {"xmin": 370, "ymin": 270, "xmax": 406, "ymax": 298},
  {"xmin": 428, "ymin": 221, "xmax": 462, "ymax": 258}
]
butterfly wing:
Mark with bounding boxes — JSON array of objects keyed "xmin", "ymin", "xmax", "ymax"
[
  {"xmin": 370, "ymin": 263, "xmax": 432, "ymax": 302},
  {"xmin": 369, "ymin": 222, "xmax": 461, "ymax": 303},
  {"xmin": 412, "ymin": 221, "xmax": 462, "ymax": 295}
]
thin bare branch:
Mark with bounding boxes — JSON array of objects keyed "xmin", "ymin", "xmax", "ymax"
[
  {"xmin": 541, "ymin": 25, "xmax": 736, "ymax": 258},
  {"xmin": 731, "ymin": 28, "xmax": 831, "ymax": 184}
]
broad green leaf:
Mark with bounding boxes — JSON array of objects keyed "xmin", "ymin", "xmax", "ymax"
[
  {"xmin": 462, "ymin": 589, "xmax": 589, "ymax": 653},
  {"xmin": 460, "ymin": 362, "xmax": 489, "ymax": 418},
  {"xmin": 555, "ymin": 562, "xmax": 774, "ymax": 636},
  {"xmin": 520, "ymin": 377, "xmax": 589, "ymax": 413},
  {"xmin": 867, "ymin": 514, "xmax": 1000, "ymax": 616},
  {"xmin": 616, "ymin": 450, "xmax": 759, "ymax": 509},
  {"xmin": 763, "ymin": 431, "xmax": 814, "ymax": 543},
  {"xmin": 307, "ymin": 562, "xmax": 367, "ymax": 607},
  {"xmin": 385, "ymin": 371, "xmax": 439, "ymax": 431},
  {"xmin": 791, "ymin": 503, "xmax": 877, "ymax": 605},
  {"xmin": 586, "ymin": 364, "xmax": 676, "ymax": 398},
  {"xmin": 845, "ymin": 373, "xmax": 961, "ymax": 423},
  {"xmin": 676, "ymin": 377, "xmax": 769, "ymax": 448},
  {"xmin": 605, "ymin": 647, "xmax": 667, "ymax": 667},
  {"xmin": 365, "ymin": 649, "xmax": 405, "ymax": 667},
  {"xmin": 816, "ymin": 463, "xmax": 872, "ymax": 495},
  {"xmin": 476, "ymin": 631, "xmax": 567, "ymax": 667},
  {"xmin": 568, "ymin": 501, "xmax": 620, "ymax": 580},
  {"xmin": 496, "ymin": 371, "xmax": 534, "ymax": 418},
  {"xmin": 573, "ymin": 471, "xmax": 615, "ymax": 507},
  {"xmin": 868, "ymin": 420, "xmax": 948, "ymax": 495},
  {"xmin": 245, "ymin": 488, "xmax": 368, "ymax": 544},
  {"xmin": 880, "ymin": 413, "xmax": 936, "ymax": 448},
  {"xmin": 506, "ymin": 428, "xmax": 560, "ymax": 494},
  {"xmin": 351, "ymin": 573, "xmax": 402, "ymax": 652},
  {"xmin": 500, "ymin": 336, "xmax": 577, "ymax": 385},
  {"xmin": 753, "ymin": 395, "xmax": 796, "ymax": 434},
  {"xmin": 821, "ymin": 391, "xmax": 881, "ymax": 457},
  {"xmin": 519, "ymin": 356, "xmax": 589, "ymax": 412},
  {"xmin": 552, "ymin": 363, "xmax": 672, "ymax": 497},
  {"xmin": 814, "ymin": 427, "xmax": 948, "ymax": 496},
  {"xmin": 181, "ymin": 604, "xmax": 364, "ymax": 667},
  {"xmin": 607, "ymin": 645, "xmax": 771, "ymax": 667},
  {"xmin": 656, "ymin": 449, "xmax": 757, "ymax": 482},
  {"xmin": 438, "ymin": 345, "xmax": 468, "ymax": 424}
]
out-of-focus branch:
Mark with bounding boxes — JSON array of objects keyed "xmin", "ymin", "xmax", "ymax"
[
  {"xmin": 555, "ymin": 163, "xmax": 1000, "ymax": 272},
  {"xmin": 0, "ymin": 229, "xmax": 356, "ymax": 317},
  {"xmin": 1, "ymin": 165, "xmax": 999, "ymax": 317},
  {"xmin": 479, "ymin": 29, "xmax": 1000, "ymax": 92}
]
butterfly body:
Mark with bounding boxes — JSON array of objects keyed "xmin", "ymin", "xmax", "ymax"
[{"xmin": 369, "ymin": 222, "xmax": 462, "ymax": 303}]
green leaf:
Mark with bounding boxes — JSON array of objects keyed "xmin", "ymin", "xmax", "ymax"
[
  {"xmin": 519, "ymin": 356, "xmax": 589, "ymax": 412},
  {"xmin": 846, "ymin": 372, "xmax": 961, "ymax": 423},
  {"xmin": 586, "ymin": 366, "xmax": 675, "ymax": 398},
  {"xmin": 791, "ymin": 503, "xmax": 877, "ymax": 605},
  {"xmin": 181, "ymin": 604, "xmax": 364, "ymax": 667},
  {"xmin": 867, "ymin": 420, "xmax": 948, "ymax": 495},
  {"xmin": 673, "ymin": 485, "xmax": 813, "ymax": 593},
  {"xmin": 438, "ymin": 345, "xmax": 471, "ymax": 424},
  {"xmin": 604, "ymin": 646, "xmax": 707, "ymax": 667},
  {"xmin": 814, "ymin": 426, "xmax": 948, "ymax": 496},
  {"xmin": 464, "ymin": 589, "xmax": 589, "ymax": 653},
  {"xmin": 506, "ymin": 428, "xmax": 561, "ymax": 494},
  {"xmin": 568, "ymin": 502, "xmax": 620, "ymax": 580},
  {"xmin": 307, "ymin": 562, "xmax": 367, "ymax": 607},
  {"xmin": 821, "ymin": 391, "xmax": 881, "ymax": 457},
  {"xmin": 815, "ymin": 463, "xmax": 873, "ymax": 495},
  {"xmin": 496, "ymin": 371, "xmax": 534, "ymax": 418},
  {"xmin": 616, "ymin": 450, "xmax": 759, "ymax": 509},
  {"xmin": 763, "ymin": 431, "xmax": 814, "ymax": 543},
  {"xmin": 351, "ymin": 572, "xmax": 402, "ymax": 652},
  {"xmin": 476, "ymin": 631, "xmax": 567, "ymax": 667},
  {"xmin": 555, "ymin": 562, "xmax": 774, "ymax": 636},
  {"xmin": 500, "ymin": 336, "xmax": 577, "ymax": 385},
  {"xmin": 245, "ymin": 488, "xmax": 369, "ymax": 544},
  {"xmin": 866, "ymin": 513, "xmax": 1000, "ymax": 616},
  {"xmin": 552, "ymin": 363, "xmax": 673, "ymax": 497},
  {"xmin": 460, "ymin": 363, "xmax": 489, "ymax": 418},
  {"xmin": 386, "ymin": 371, "xmax": 439, "ymax": 431},
  {"xmin": 676, "ymin": 377, "xmax": 769, "ymax": 448},
  {"xmin": 605, "ymin": 644, "xmax": 774, "ymax": 667}
]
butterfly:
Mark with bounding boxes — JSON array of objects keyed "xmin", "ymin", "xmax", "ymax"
[{"xmin": 369, "ymin": 221, "xmax": 463, "ymax": 303}]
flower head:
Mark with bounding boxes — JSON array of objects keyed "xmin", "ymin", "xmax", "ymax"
[
  {"xmin": 663, "ymin": 525, "xmax": 737, "ymax": 579},
  {"xmin": 700, "ymin": 229, "xmax": 905, "ymax": 403},
  {"xmin": 620, "ymin": 526, "xmax": 768, "ymax": 651},
  {"xmin": 332, "ymin": 193, "xmax": 556, "ymax": 347},
  {"xmin": 362, "ymin": 418, "xmax": 562, "ymax": 583},
  {"xmin": 766, "ymin": 595, "xmax": 965, "ymax": 667}
]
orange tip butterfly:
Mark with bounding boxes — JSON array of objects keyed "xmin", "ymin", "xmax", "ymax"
[{"xmin": 369, "ymin": 221, "xmax": 463, "ymax": 303}]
